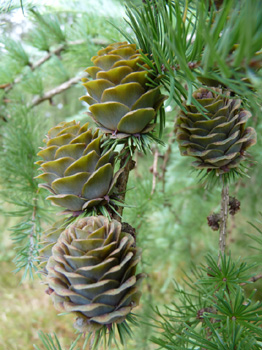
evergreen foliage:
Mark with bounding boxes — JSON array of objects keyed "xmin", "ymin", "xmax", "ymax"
[
  {"xmin": 152, "ymin": 255, "xmax": 262, "ymax": 349},
  {"xmin": 124, "ymin": 0, "xmax": 262, "ymax": 115}
]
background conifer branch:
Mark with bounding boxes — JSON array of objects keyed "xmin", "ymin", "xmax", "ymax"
[
  {"xmin": 30, "ymin": 75, "xmax": 83, "ymax": 108},
  {"xmin": 2, "ymin": 38, "xmax": 108, "ymax": 95},
  {"xmin": 240, "ymin": 274, "xmax": 262, "ymax": 286}
]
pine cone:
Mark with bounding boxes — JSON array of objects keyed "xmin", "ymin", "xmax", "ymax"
[
  {"xmin": 36, "ymin": 121, "xmax": 118, "ymax": 213},
  {"xmin": 46, "ymin": 216, "xmax": 144, "ymax": 332},
  {"xmin": 80, "ymin": 42, "xmax": 166, "ymax": 138},
  {"xmin": 175, "ymin": 88, "xmax": 256, "ymax": 175}
]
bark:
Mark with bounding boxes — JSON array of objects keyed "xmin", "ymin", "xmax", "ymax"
[
  {"xmin": 219, "ymin": 180, "xmax": 229, "ymax": 257},
  {"xmin": 112, "ymin": 152, "xmax": 135, "ymax": 221}
]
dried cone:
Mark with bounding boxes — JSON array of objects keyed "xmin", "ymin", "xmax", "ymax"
[
  {"xmin": 175, "ymin": 88, "xmax": 257, "ymax": 175},
  {"xmin": 36, "ymin": 121, "xmax": 118, "ymax": 213},
  {"xmin": 46, "ymin": 216, "xmax": 144, "ymax": 332},
  {"xmin": 80, "ymin": 41, "xmax": 166, "ymax": 138}
]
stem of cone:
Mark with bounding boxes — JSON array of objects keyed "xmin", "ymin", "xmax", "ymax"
[
  {"xmin": 218, "ymin": 176, "xmax": 229, "ymax": 261},
  {"xmin": 112, "ymin": 144, "xmax": 136, "ymax": 222}
]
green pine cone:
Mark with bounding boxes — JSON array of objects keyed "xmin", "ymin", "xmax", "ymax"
[
  {"xmin": 80, "ymin": 41, "xmax": 166, "ymax": 138},
  {"xmin": 46, "ymin": 216, "xmax": 144, "ymax": 333},
  {"xmin": 175, "ymin": 88, "xmax": 257, "ymax": 175},
  {"xmin": 36, "ymin": 120, "xmax": 118, "ymax": 213}
]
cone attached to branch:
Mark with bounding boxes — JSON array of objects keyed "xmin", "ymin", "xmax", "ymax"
[
  {"xmin": 175, "ymin": 88, "xmax": 256, "ymax": 176},
  {"xmin": 36, "ymin": 121, "xmax": 119, "ymax": 214},
  {"xmin": 80, "ymin": 41, "xmax": 166, "ymax": 138},
  {"xmin": 46, "ymin": 216, "xmax": 144, "ymax": 333}
]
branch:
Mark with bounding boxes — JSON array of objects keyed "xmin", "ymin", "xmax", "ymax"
[
  {"xmin": 150, "ymin": 147, "xmax": 159, "ymax": 195},
  {"xmin": 240, "ymin": 274, "xmax": 262, "ymax": 286},
  {"xmin": 160, "ymin": 130, "xmax": 174, "ymax": 192},
  {"xmin": 112, "ymin": 150, "xmax": 135, "ymax": 222},
  {"xmin": 30, "ymin": 75, "xmax": 83, "ymax": 108},
  {"xmin": 219, "ymin": 178, "xmax": 229, "ymax": 257},
  {"xmin": 29, "ymin": 193, "xmax": 38, "ymax": 260},
  {"xmin": 27, "ymin": 190, "xmax": 40, "ymax": 268},
  {"xmin": 31, "ymin": 43, "xmax": 67, "ymax": 71}
]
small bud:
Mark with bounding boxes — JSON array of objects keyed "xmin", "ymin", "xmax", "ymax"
[
  {"xmin": 207, "ymin": 213, "xmax": 220, "ymax": 231},
  {"xmin": 229, "ymin": 197, "xmax": 240, "ymax": 216},
  {"xmin": 197, "ymin": 307, "xmax": 216, "ymax": 321}
]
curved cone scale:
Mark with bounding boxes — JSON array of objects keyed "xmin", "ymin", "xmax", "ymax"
[
  {"xmin": 46, "ymin": 216, "xmax": 144, "ymax": 332},
  {"xmin": 85, "ymin": 66, "xmax": 102, "ymax": 79},
  {"xmin": 42, "ymin": 157, "xmax": 74, "ymax": 177},
  {"xmin": 101, "ymin": 83, "xmax": 144, "ymax": 108},
  {"xmin": 47, "ymin": 194, "xmax": 86, "ymax": 211},
  {"xmin": 81, "ymin": 164, "xmax": 113, "ymax": 200},
  {"xmin": 92, "ymin": 55, "xmax": 122, "ymax": 71},
  {"xmin": 110, "ymin": 47, "xmax": 137, "ymax": 59},
  {"xmin": 89, "ymin": 306, "xmax": 132, "ymax": 325},
  {"xmin": 81, "ymin": 42, "xmax": 165, "ymax": 138},
  {"xmin": 131, "ymin": 87, "xmax": 161, "ymax": 110},
  {"xmin": 57, "ymin": 125, "xmax": 80, "ymax": 137},
  {"xmin": 95, "ymin": 150, "xmax": 114, "ymax": 169},
  {"xmin": 37, "ymin": 145, "xmax": 58, "ymax": 161},
  {"xmin": 70, "ymin": 130, "xmax": 93, "ymax": 145},
  {"xmin": 48, "ymin": 133, "xmax": 75, "ymax": 147},
  {"xmin": 35, "ymin": 120, "xmax": 117, "ymax": 213},
  {"xmin": 54, "ymin": 144, "xmax": 86, "ymax": 160},
  {"xmin": 175, "ymin": 87, "xmax": 257, "ymax": 175},
  {"xmin": 89, "ymin": 102, "xmax": 129, "ymax": 131},
  {"xmin": 83, "ymin": 79, "xmax": 114, "ymax": 103},
  {"xmin": 117, "ymin": 108, "xmax": 155, "ymax": 134},
  {"xmin": 36, "ymin": 172, "xmax": 58, "ymax": 185},
  {"xmin": 97, "ymin": 66, "xmax": 133, "ymax": 85},
  {"xmin": 51, "ymin": 172, "xmax": 90, "ymax": 196},
  {"xmin": 79, "ymin": 95, "xmax": 97, "ymax": 106},
  {"xmin": 120, "ymin": 70, "xmax": 148, "ymax": 88},
  {"xmin": 64, "ymin": 151, "xmax": 98, "ymax": 176},
  {"xmin": 65, "ymin": 301, "xmax": 115, "ymax": 317}
]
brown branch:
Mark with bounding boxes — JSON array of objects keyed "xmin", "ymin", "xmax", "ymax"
[
  {"xmin": 160, "ymin": 130, "xmax": 174, "ymax": 192},
  {"xmin": 112, "ymin": 150, "xmax": 135, "ymax": 222},
  {"xmin": 31, "ymin": 44, "xmax": 66, "ymax": 71},
  {"xmin": 161, "ymin": 144, "xmax": 171, "ymax": 187},
  {"xmin": 151, "ymin": 148, "xmax": 159, "ymax": 195},
  {"xmin": 30, "ymin": 75, "xmax": 83, "ymax": 108},
  {"xmin": 219, "ymin": 179, "xmax": 229, "ymax": 257},
  {"xmin": 240, "ymin": 274, "xmax": 262, "ymax": 286},
  {"xmin": 134, "ymin": 151, "xmax": 142, "ymax": 178},
  {"xmin": 28, "ymin": 190, "xmax": 39, "ymax": 262}
]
